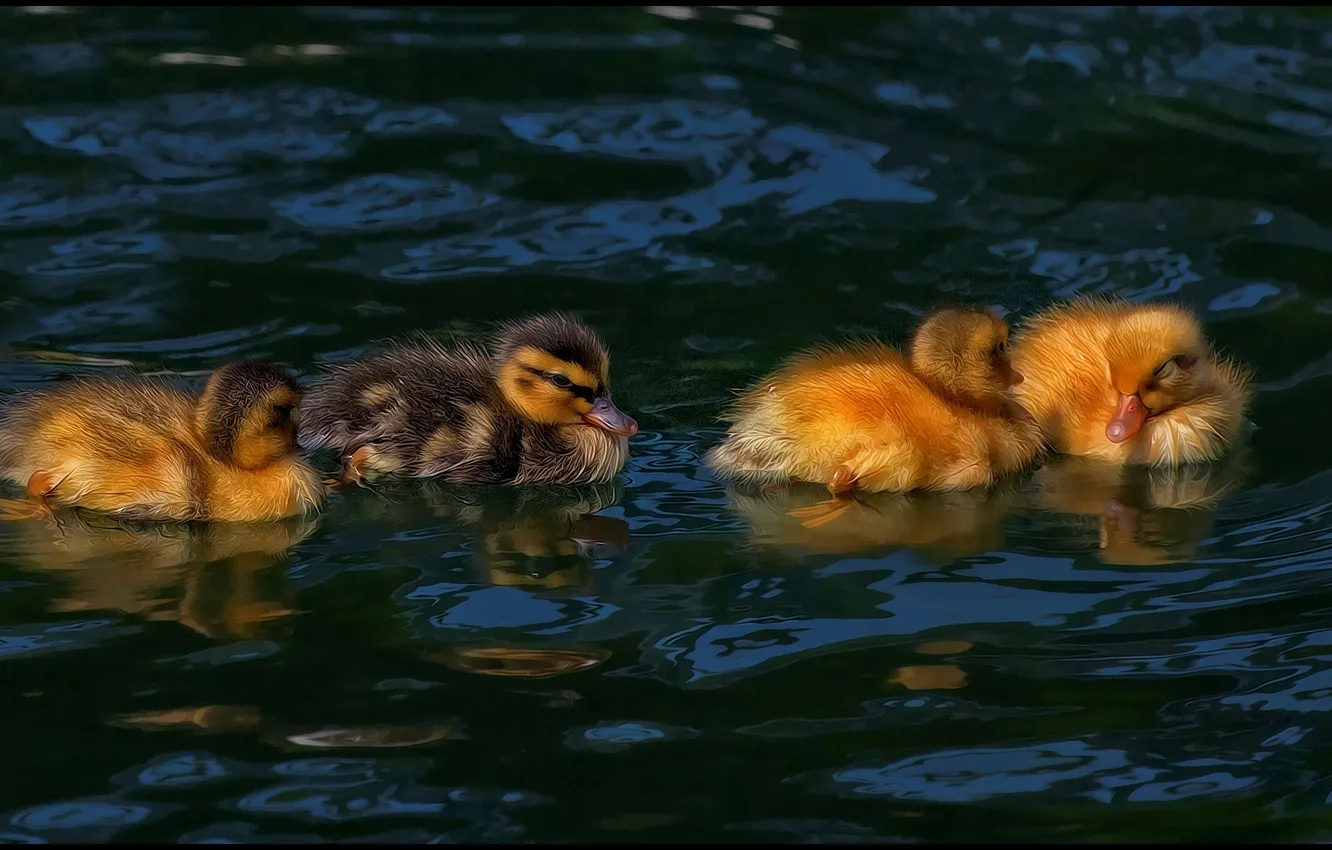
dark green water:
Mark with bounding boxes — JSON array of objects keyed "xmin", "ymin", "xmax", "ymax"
[{"xmin": 1, "ymin": 4, "xmax": 1331, "ymax": 843}]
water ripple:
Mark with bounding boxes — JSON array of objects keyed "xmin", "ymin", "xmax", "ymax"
[
  {"xmin": 274, "ymin": 174, "xmax": 500, "ymax": 233},
  {"xmin": 819, "ymin": 736, "xmax": 1270, "ymax": 806},
  {"xmin": 7, "ymin": 797, "xmax": 171, "ymax": 843},
  {"xmin": 503, "ymin": 100, "xmax": 766, "ymax": 173},
  {"xmin": 11, "ymin": 85, "xmax": 455, "ymax": 184}
]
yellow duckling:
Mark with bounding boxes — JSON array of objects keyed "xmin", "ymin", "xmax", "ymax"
[
  {"xmin": 706, "ymin": 307, "xmax": 1043, "ymax": 497},
  {"xmin": 0, "ymin": 359, "xmax": 323, "ymax": 523},
  {"xmin": 1011, "ymin": 298, "xmax": 1253, "ymax": 466},
  {"xmin": 298, "ymin": 312, "xmax": 638, "ymax": 486}
]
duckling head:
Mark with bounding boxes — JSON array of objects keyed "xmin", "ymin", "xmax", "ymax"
[
  {"xmin": 196, "ymin": 359, "xmax": 304, "ymax": 470},
  {"xmin": 494, "ymin": 312, "xmax": 638, "ymax": 437},
  {"xmin": 1103, "ymin": 305, "xmax": 1209, "ymax": 445},
  {"xmin": 908, "ymin": 307, "xmax": 1021, "ymax": 413}
]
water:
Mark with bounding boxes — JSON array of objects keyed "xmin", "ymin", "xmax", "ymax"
[{"xmin": 0, "ymin": 4, "xmax": 1330, "ymax": 842}]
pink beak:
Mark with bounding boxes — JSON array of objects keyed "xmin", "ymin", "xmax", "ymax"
[
  {"xmin": 583, "ymin": 395, "xmax": 638, "ymax": 437},
  {"xmin": 1105, "ymin": 393, "xmax": 1147, "ymax": 444}
]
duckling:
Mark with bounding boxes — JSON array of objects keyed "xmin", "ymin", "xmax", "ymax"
[
  {"xmin": 1011, "ymin": 298, "xmax": 1252, "ymax": 466},
  {"xmin": 298, "ymin": 312, "xmax": 637, "ymax": 486},
  {"xmin": 706, "ymin": 307, "xmax": 1043, "ymax": 502},
  {"xmin": 0, "ymin": 359, "xmax": 323, "ymax": 523}
]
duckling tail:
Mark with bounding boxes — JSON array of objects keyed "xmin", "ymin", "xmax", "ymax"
[{"xmin": 705, "ymin": 435, "xmax": 791, "ymax": 484}]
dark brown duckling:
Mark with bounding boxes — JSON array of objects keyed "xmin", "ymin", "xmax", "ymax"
[{"xmin": 299, "ymin": 312, "xmax": 637, "ymax": 486}]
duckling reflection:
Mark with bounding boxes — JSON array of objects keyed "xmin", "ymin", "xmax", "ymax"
[
  {"xmin": 889, "ymin": 664, "xmax": 968, "ymax": 691},
  {"xmin": 4, "ymin": 510, "xmax": 315, "ymax": 639},
  {"xmin": 477, "ymin": 484, "xmax": 628, "ymax": 591},
  {"xmin": 726, "ymin": 481, "xmax": 1019, "ymax": 561},
  {"xmin": 1032, "ymin": 452, "xmax": 1248, "ymax": 566},
  {"xmin": 339, "ymin": 479, "xmax": 628, "ymax": 591},
  {"xmin": 108, "ymin": 704, "xmax": 464, "ymax": 750},
  {"xmin": 423, "ymin": 643, "xmax": 612, "ymax": 679}
]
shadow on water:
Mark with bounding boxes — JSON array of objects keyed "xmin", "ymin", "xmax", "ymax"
[{"xmin": 2, "ymin": 3, "xmax": 1332, "ymax": 843}]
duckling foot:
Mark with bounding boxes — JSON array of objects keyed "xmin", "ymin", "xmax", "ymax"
[
  {"xmin": 0, "ymin": 498, "xmax": 52, "ymax": 522},
  {"xmin": 828, "ymin": 463, "xmax": 860, "ymax": 497},
  {"xmin": 782, "ymin": 466, "xmax": 867, "ymax": 528},
  {"xmin": 787, "ymin": 498, "xmax": 855, "ymax": 529},
  {"xmin": 341, "ymin": 446, "xmax": 373, "ymax": 486},
  {"xmin": 783, "ymin": 490, "xmax": 868, "ymax": 530},
  {"xmin": 26, "ymin": 470, "xmax": 61, "ymax": 500},
  {"xmin": 0, "ymin": 471, "xmax": 60, "ymax": 521}
]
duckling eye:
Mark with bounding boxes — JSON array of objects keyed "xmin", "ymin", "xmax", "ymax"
[
  {"xmin": 1154, "ymin": 354, "xmax": 1196, "ymax": 380},
  {"xmin": 547, "ymin": 373, "xmax": 573, "ymax": 389}
]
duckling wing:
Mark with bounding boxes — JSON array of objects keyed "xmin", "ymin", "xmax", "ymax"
[
  {"xmin": 299, "ymin": 341, "xmax": 479, "ymax": 449},
  {"xmin": 300, "ymin": 341, "xmax": 518, "ymax": 481},
  {"xmin": 0, "ymin": 378, "xmax": 194, "ymax": 468},
  {"xmin": 0, "ymin": 379, "xmax": 202, "ymax": 516}
]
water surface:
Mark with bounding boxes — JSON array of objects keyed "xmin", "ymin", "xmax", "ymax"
[{"xmin": 1, "ymin": 5, "xmax": 1331, "ymax": 843}]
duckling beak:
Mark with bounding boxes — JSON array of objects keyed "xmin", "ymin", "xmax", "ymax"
[
  {"xmin": 583, "ymin": 396, "xmax": 638, "ymax": 437},
  {"xmin": 1106, "ymin": 393, "xmax": 1147, "ymax": 443}
]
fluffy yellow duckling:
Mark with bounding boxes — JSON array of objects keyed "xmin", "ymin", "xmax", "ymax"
[
  {"xmin": 0, "ymin": 359, "xmax": 323, "ymax": 522},
  {"xmin": 1011, "ymin": 298, "xmax": 1252, "ymax": 466},
  {"xmin": 706, "ymin": 307, "xmax": 1043, "ymax": 497}
]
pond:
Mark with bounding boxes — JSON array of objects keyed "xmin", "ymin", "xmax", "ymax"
[{"xmin": 1, "ymin": 4, "xmax": 1330, "ymax": 843}]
